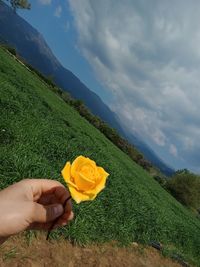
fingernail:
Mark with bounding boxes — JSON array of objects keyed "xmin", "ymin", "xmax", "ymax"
[{"xmin": 54, "ymin": 205, "xmax": 63, "ymax": 216}]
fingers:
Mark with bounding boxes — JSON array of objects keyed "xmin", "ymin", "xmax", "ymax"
[
  {"xmin": 23, "ymin": 179, "xmax": 65, "ymax": 201},
  {"xmin": 53, "ymin": 211, "xmax": 74, "ymax": 229},
  {"xmin": 38, "ymin": 194, "xmax": 58, "ymax": 205},
  {"xmin": 28, "ymin": 221, "xmax": 52, "ymax": 231},
  {"xmin": 22, "ymin": 179, "xmax": 74, "ymax": 230},
  {"xmin": 31, "ymin": 202, "xmax": 64, "ymax": 223},
  {"xmin": 50, "ymin": 195, "xmax": 74, "ymax": 228},
  {"xmin": 23, "ymin": 179, "xmax": 72, "ymax": 212},
  {"xmin": 29, "ymin": 211, "xmax": 74, "ymax": 231},
  {"xmin": 54, "ymin": 186, "xmax": 71, "ymax": 206},
  {"xmin": 37, "ymin": 193, "xmax": 72, "ymax": 216},
  {"xmin": 36, "ymin": 186, "xmax": 72, "ymax": 210}
]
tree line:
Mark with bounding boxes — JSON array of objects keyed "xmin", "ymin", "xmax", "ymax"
[{"xmin": 3, "ymin": 0, "xmax": 31, "ymax": 11}]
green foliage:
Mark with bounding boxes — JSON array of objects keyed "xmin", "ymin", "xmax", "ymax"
[
  {"xmin": 153, "ymin": 175, "xmax": 167, "ymax": 188},
  {"xmin": 20, "ymin": 61, "xmax": 57, "ymax": 88},
  {"xmin": 0, "ymin": 47, "xmax": 200, "ymax": 266},
  {"xmin": 4, "ymin": 0, "xmax": 31, "ymax": 11},
  {"xmin": 166, "ymin": 171, "xmax": 200, "ymax": 210},
  {"xmin": 2, "ymin": 247, "xmax": 17, "ymax": 261},
  {"xmin": 1, "ymin": 44, "xmax": 16, "ymax": 56}
]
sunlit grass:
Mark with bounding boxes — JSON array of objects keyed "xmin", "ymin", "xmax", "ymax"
[{"xmin": 0, "ymin": 47, "xmax": 200, "ymax": 266}]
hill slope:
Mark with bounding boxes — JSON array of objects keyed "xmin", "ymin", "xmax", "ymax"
[
  {"xmin": 0, "ymin": 0, "xmax": 174, "ymax": 176},
  {"xmin": 0, "ymin": 47, "xmax": 199, "ymax": 266},
  {"xmin": 0, "ymin": 0, "xmax": 124, "ymax": 134}
]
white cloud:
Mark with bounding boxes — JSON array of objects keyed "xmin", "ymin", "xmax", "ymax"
[
  {"xmin": 54, "ymin": 5, "xmax": 62, "ymax": 18},
  {"xmin": 38, "ymin": 0, "xmax": 51, "ymax": 5},
  {"xmin": 69, "ymin": 0, "xmax": 200, "ymax": 172}
]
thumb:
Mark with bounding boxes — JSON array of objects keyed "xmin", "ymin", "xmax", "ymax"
[{"xmin": 32, "ymin": 203, "xmax": 64, "ymax": 223}]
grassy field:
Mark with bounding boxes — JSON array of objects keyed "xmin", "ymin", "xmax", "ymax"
[{"xmin": 0, "ymin": 47, "xmax": 200, "ymax": 266}]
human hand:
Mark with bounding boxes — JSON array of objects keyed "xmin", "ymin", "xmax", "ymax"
[{"xmin": 0, "ymin": 179, "xmax": 73, "ymax": 242}]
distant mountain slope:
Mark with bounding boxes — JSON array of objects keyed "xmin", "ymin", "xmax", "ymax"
[
  {"xmin": 126, "ymin": 133, "xmax": 174, "ymax": 176},
  {"xmin": 0, "ymin": 1, "xmax": 121, "ymax": 132},
  {"xmin": 0, "ymin": 1, "xmax": 174, "ymax": 175}
]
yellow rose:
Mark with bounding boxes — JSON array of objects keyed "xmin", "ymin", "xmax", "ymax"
[{"xmin": 61, "ymin": 156, "xmax": 109, "ymax": 204}]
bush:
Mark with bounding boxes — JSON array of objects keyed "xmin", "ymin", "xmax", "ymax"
[
  {"xmin": 153, "ymin": 175, "xmax": 167, "ymax": 187},
  {"xmin": 1, "ymin": 44, "xmax": 17, "ymax": 56},
  {"xmin": 166, "ymin": 171, "xmax": 200, "ymax": 209}
]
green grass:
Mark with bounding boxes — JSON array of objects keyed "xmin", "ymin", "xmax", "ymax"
[
  {"xmin": 2, "ymin": 247, "xmax": 18, "ymax": 261},
  {"xmin": 0, "ymin": 47, "xmax": 200, "ymax": 266}
]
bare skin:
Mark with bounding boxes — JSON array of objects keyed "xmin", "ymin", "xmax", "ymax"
[{"xmin": 0, "ymin": 179, "xmax": 73, "ymax": 244}]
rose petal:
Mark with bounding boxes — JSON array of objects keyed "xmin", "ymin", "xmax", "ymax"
[
  {"xmin": 71, "ymin": 155, "xmax": 96, "ymax": 178},
  {"xmin": 68, "ymin": 184, "xmax": 93, "ymax": 204},
  {"xmin": 75, "ymin": 172, "xmax": 95, "ymax": 191},
  {"xmin": 61, "ymin": 162, "xmax": 77, "ymax": 189},
  {"xmin": 85, "ymin": 167, "xmax": 109, "ymax": 197},
  {"xmin": 97, "ymin": 167, "xmax": 109, "ymax": 184}
]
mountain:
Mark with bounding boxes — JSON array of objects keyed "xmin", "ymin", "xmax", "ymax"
[
  {"xmin": 126, "ymin": 133, "xmax": 174, "ymax": 176},
  {"xmin": 0, "ymin": 1, "xmax": 174, "ymax": 176},
  {"xmin": 0, "ymin": 1, "xmax": 122, "ymax": 133}
]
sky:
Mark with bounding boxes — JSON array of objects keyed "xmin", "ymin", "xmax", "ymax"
[{"xmin": 17, "ymin": 0, "xmax": 200, "ymax": 173}]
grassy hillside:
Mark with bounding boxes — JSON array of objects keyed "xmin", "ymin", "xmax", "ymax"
[{"xmin": 0, "ymin": 47, "xmax": 200, "ymax": 266}]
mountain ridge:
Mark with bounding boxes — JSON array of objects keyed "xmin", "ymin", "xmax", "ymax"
[{"xmin": 0, "ymin": 0, "xmax": 174, "ymax": 176}]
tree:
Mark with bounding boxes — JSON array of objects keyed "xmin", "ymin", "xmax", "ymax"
[
  {"xmin": 166, "ymin": 172, "xmax": 200, "ymax": 210},
  {"xmin": 5, "ymin": 0, "xmax": 31, "ymax": 12}
]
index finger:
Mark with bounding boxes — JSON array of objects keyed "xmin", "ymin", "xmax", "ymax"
[
  {"xmin": 53, "ymin": 186, "xmax": 72, "ymax": 213},
  {"xmin": 23, "ymin": 179, "xmax": 70, "ymax": 205},
  {"xmin": 23, "ymin": 179, "xmax": 72, "ymax": 214}
]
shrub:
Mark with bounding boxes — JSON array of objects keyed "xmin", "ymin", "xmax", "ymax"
[
  {"xmin": 1, "ymin": 44, "xmax": 17, "ymax": 56},
  {"xmin": 153, "ymin": 175, "xmax": 167, "ymax": 187},
  {"xmin": 166, "ymin": 171, "xmax": 200, "ymax": 209}
]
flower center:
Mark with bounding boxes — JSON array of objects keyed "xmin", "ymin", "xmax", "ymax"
[{"xmin": 81, "ymin": 165, "xmax": 96, "ymax": 182}]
